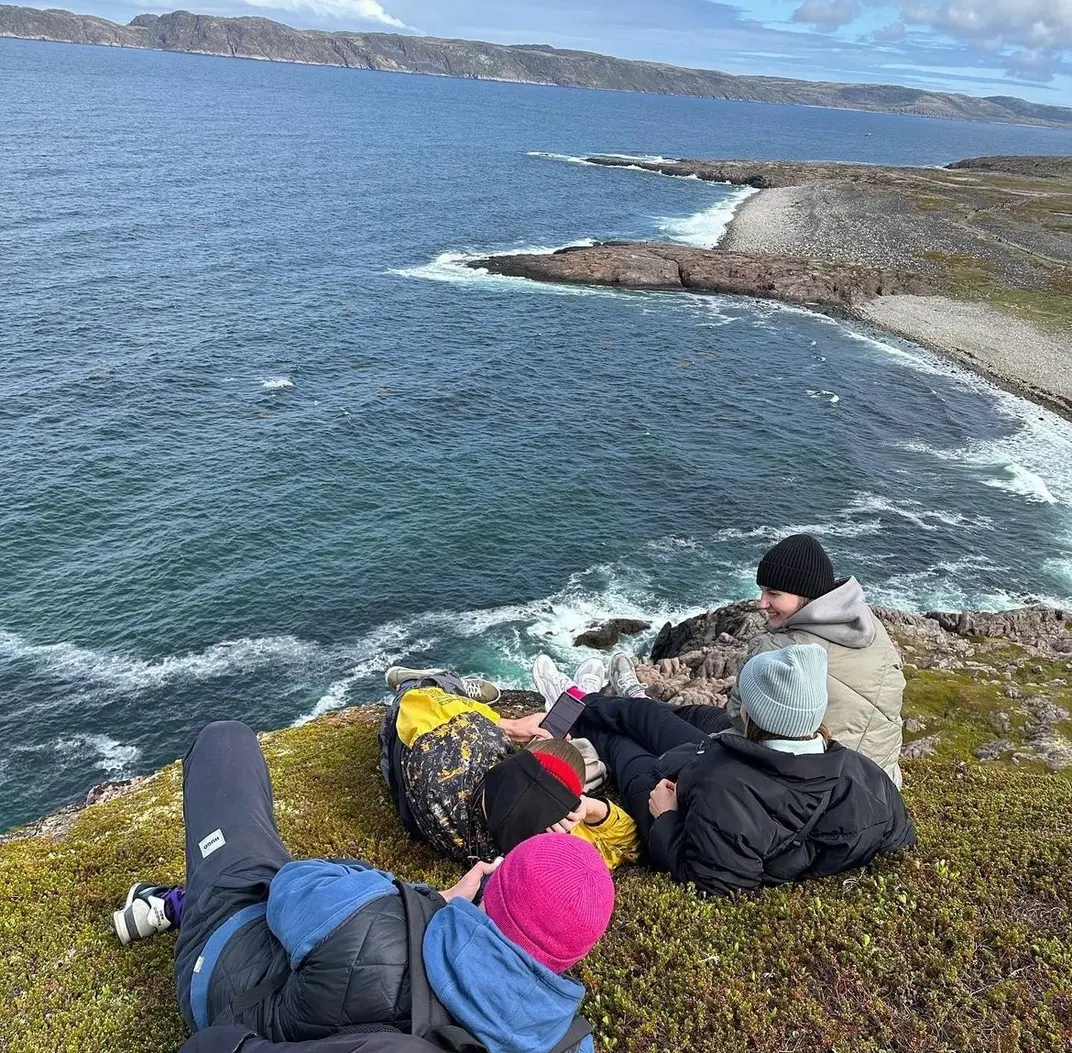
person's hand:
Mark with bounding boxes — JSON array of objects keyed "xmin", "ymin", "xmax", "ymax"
[
  {"xmin": 440, "ymin": 857, "xmax": 503, "ymax": 903},
  {"xmin": 581, "ymin": 795, "xmax": 610, "ymax": 825},
  {"xmin": 546, "ymin": 802, "xmax": 586, "ymax": 834},
  {"xmin": 499, "ymin": 713, "xmax": 551, "ymax": 744},
  {"xmin": 648, "ymin": 779, "xmax": 678, "ymax": 819}
]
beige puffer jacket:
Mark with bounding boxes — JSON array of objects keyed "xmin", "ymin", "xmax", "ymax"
[{"xmin": 727, "ymin": 578, "xmax": 905, "ymax": 786}]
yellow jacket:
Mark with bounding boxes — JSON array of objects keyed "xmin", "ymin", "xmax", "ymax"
[
  {"xmin": 572, "ymin": 802, "xmax": 641, "ymax": 868},
  {"xmin": 396, "ymin": 686, "xmax": 640, "ymax": 868}
]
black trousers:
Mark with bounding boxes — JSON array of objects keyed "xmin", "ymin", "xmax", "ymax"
[
  {"xmin": 575, "ymin": 697, "xmax": 730, "ymax": 839},
  {"xmin": 174, "ymin": 721, "xmax": 292, "ymax": 1029}
]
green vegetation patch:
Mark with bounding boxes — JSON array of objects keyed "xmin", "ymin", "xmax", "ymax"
[{"xmin": 3, "ymin": 686, "xmax": 1072, "ymax": 1052}]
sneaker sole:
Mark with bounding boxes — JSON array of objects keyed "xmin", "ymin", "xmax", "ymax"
[{"xmin": 113, "ymin": 906, "xmax": 139, "ymax": 946}]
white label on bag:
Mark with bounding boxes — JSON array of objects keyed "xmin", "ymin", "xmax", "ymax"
[
  {"xmin": 199, "ymin": 828, "xmax": 226, "ymax": 858},
  {"xmin": 193, "ymin": 956, "xmax": 204, "ymax": 974}
]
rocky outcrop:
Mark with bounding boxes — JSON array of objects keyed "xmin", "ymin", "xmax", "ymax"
[
  {"xmin": 471, "ymin": 243, "xmax": 930, "ymax": 309},
  {"xmin": 633, "ymin": 600, "xmax": 1072, "ymax": 768},
  {"xmin": 583, "ymin": 156, "xmax": 909, "ymax": 189},
  {"xmin": 947, "ymin": 156, "xmax": 1072, "ymax": 180},
  {"xmin": 2, "ymin": 5, "xmax": 1072, "ymax": 128},
  {"xmin": 573, "ymin": 618, "xmax": 650, "ymax": 650}
]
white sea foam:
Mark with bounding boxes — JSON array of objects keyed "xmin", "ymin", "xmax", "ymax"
[
  {"xmin": 708, "ymin": 518, "xmax": 883, "ymax": 543},
  {"xmin": 806, "ymin": 389, "xmax": 841, "ymax": 404},
  {"xmin": 54, "ymin": 734, "xmax": 140, "ymax": 776},
  {"xmin": 656, "ymin": 187, "xmax": 758, "ymax": 248},
  {"xmin": 261, "ymin": 377, "xmax": 294, "ymax": 390},
  {"xmin": 0, "ymin": 631, "xmax": 323, "ymax": 691},
  {"xmin": 844, "ymin": 492, "xmax": 993, "ymax": 532},
  {"xmin": 391, "ymin": 241, "xmax": 620, "ymax": 296}
]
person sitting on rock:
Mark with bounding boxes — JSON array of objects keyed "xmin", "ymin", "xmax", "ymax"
[
  {"xmin": 379, "ymin": 666, "xmax": 640, "ymax": 869},
  {"xmin": 113, "ymin": 720, "xmax": 614, "ymax": 1053},
  {"xmin": 610, "ymin": 533, "xmax": 906, "ymax": 786},
  {"xmin": 515, "ymin": 646, "xmax": 915, "ymax": 897}
]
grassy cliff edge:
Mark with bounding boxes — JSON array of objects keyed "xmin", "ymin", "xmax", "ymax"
[{"xmin": 3, "ymin": 628, "xmax": 1072, "ymax": 1052}]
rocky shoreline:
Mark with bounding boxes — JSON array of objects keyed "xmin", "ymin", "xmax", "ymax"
[
  {"xmin": 470, "ymin": 242, "xmax": 929, "ymax": 311},
  {"xmin": 478, "ymin": 154, "xmax": 1072, "ymax": 421}
]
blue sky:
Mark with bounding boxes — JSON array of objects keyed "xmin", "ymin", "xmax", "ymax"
[{"xmin": 71, "ymin": 1, "xmax": 1072, "ymax": 105}]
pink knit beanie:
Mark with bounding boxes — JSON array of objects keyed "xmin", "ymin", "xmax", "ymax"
[{"xmin": 482, "ymin": 832, "xmax": 614, "ymax": 973}]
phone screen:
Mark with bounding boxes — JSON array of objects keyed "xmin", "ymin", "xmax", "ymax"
[{"xmin": 539, "ymin": 691, "xmax": 587, "ymax": 739}]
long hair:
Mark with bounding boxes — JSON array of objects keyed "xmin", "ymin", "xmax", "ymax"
[{"xmin": 745, "ymin": 720, "xmax": 831, "ymax": 745}]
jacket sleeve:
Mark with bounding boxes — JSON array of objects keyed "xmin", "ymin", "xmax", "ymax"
[
  {"xmin": 576, "ymin": 802, "xmax": 640, "ymax": 868},
  {"xmin": 645, "ymin": 807, "xmax": 762, "ymax": 896},
  {"xmin": 726, "ymin": 633, "xmax": 785, "ymax": 729},
  {"xmin": 179, "ymin": 1026, "xmax": 443, "ymax": 1053}
]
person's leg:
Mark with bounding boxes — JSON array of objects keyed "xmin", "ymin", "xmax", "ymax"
[
  {"xmin": 673, "ymin": 704, "xmax": 733, "ymax": 736},
  {"xmin": 576, "ymin": 696, "xmax": 709, "ymax": 840},
  {"xmin": 174, "ymin": 721, "xmax": 292, "ymax": 1028},
  {"xmin": 577, "ymin": 695, "xmax": 709, "ymax": 756}
]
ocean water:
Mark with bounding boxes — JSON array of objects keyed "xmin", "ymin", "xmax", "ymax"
[{"xmin": 2, "ymin": 38, "xmax": 1072, "ymax": 830}]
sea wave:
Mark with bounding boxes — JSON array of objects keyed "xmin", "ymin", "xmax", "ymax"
[
  {"xmin": 54, "ymin": 733, "xmax": 141, "ymax": 776},
  {"xmin": 656, "ymin": 186, "xmax": 758, "ymax": 248},
  {"xmin": 261, "ymin": 377, "xmax": 294, "ymax": 390},
  {"xmin": 390, "ymin": 240, "xmax": 618, "ymax": 294},
  {"xmin": 0, "ymin": 630, "xmax": 325, "ymax": 692},
  {"xmin": 844, "ymin": 492, "xmax": 993, "ymax": 532}
]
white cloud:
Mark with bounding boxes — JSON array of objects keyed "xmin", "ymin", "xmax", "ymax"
[
  {"xmin": 791, "ymin": 0, "xmax": 860, "ymax": 32},
  {"xmin": 238, "ymin": 0, "xmax": 410, "ymax": 28},
  {"xmin": 792, "ymin": 0, "xmax": 1072, "ymax": 80}
]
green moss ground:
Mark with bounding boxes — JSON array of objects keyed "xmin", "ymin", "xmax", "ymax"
[{"xmin": 3, "ymin": 657, "xmax": 1072, "ymax": 1053}]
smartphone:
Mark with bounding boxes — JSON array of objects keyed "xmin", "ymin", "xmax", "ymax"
[{"xmin": 539, "ymin": 685, "xmax": 587, "ymax": 739}]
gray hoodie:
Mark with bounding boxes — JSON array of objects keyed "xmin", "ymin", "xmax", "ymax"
[{"xmin": 728, "ymin": 578, "xmax": 905, "ymax": 785}]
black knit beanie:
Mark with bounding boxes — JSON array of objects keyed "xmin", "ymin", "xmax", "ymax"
[{"xmin": 756, "ymin": 533, "xmax": 835, "ymax": 600}]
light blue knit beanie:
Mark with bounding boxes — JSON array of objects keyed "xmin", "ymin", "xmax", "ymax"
[{"xmin": 738, "ymin": 644, "xmax": 828, "ymax": 738}]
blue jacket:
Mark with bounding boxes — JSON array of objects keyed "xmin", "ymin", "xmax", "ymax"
[{"xmin": 207, "ymin": 860, "xmax": 592, "ymax": 1053}]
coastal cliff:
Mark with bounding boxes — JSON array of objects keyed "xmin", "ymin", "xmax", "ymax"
[
  {"xmin": 2, "ymin": 5, "xmax": 1072, "ymax": 129},
  {"xmin": 3, "ymin": 600, "xmax": 1072, "ymax": 1051}
]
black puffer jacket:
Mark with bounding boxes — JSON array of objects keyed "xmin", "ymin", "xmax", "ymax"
[
  {"xmin": 181, "ymin": 1026, "xmax": 443, "ymax": 1053},
  {"xmin": 647, "ymin": 733, "xmax": 915, "ymax": 895}
]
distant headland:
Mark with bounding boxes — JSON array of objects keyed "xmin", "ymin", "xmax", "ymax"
[{"xmin": 2, "ymin": 4, "xmax": 1072, "ymax": 129}]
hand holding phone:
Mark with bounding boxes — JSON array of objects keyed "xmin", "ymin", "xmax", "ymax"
[{"xmin": 539, "ymin": 685, "xmax": 587, "ymax": 739}]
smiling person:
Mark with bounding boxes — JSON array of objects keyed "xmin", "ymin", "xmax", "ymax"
[{"xmin": 726, "ymin": 533, "xmax": 907, "ymax": 786}]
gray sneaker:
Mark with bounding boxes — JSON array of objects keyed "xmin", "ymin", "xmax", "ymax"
[
  {"xmin": 573, "ymin": 657, "xmax": 606, "ymax": 696},
  {"xmin": 609, "ymin": 652, "xmax": 647, "ymax": 698},
  {"xmin": 384, "ymin": 666, "xmax": 447, "ymax": 690},
  {"xmin": 532, "ymin": 654, "xmax": 574, "ymax": 710},
  {"xmin": 461, "ymin": 677, "xmax": 501, "ymax": 705}
]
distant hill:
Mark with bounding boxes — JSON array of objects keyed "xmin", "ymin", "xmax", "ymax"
[{"xmin": 2, "ymin": 4, "xmax": 1072, "ymax": 128}]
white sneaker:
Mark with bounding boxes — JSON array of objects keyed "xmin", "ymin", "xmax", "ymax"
[
  {"xmin": 573, "ymin": 657, "xmax": 606, "ymax": 696},
  {"xmin": 609, "ymin": 652, "xmax": 647, "ymax": 697},
  {"xmin": 532, "ymin": 654, "xmax": 574, "ymax": 710},
  {"xmin": 113, "ymin": 883, "xmax": 174, "ymax": 946}
]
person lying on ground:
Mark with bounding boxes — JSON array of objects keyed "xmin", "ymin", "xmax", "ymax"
[
  {"xmin": 379, "ymin": 666, "xmax": 639, "ymax": 869},
  {"xmin": 181, "ymin": 1022, "xmax": 449, "ymax": 1053},
  {"xmin": 114, "ymin": 720, "xmax": 614, "ymax": 1053},
  {"xmin": 517, "ymin": 646, "xmax": 915, "ymax": 897},
  {"xmin": 608, "ymin": 533, "xmax": 906, "ymax": 786}
]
